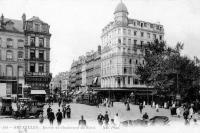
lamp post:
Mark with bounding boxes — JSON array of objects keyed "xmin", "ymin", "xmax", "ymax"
[{"xmin": 59, "ymin": 80, "xmax": 62, "ymax": 98}]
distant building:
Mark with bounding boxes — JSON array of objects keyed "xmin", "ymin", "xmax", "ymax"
[{"xmin": 0, "ymin": 14, "xmax": 25, "ymax": 98}]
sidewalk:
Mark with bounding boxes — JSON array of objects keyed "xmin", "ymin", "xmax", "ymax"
[{"xmin": 0, "ymin": 115, "xmax": 12, "ymax": 119}]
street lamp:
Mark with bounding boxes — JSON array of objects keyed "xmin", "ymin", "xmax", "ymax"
[{"xmin": 59, "ymin": 80, "xmax": 62, "ymax": 97}]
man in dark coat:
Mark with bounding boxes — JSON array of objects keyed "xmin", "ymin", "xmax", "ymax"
[
  {"xmin": 48, "ymin": 109, "xmax": 55, "ymax": 125},
  {"xmin": 104, "ymin": 111, "xmax": 109, "ymax": 125},
  {"xmin": 47, "ymin": 106, "xmax": 51, "ymax": 118},
  {"xmin": 56, "ymin": 109, "xmax": 63, "ymax": 125},
  {"xmin": 97, "ymin": 113, "xmax": 104, "ymax": 126},
  {"xmin": 183, "ymin": 108, "xmax": 189, "ymax": 125},
  {"xmin": 66, "ymin": 105, "xmax": 71, "ymax": 118}
]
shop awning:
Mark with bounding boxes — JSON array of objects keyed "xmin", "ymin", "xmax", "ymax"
[{"xmin": 31, "ymin": 90, "xmax": 46, "ymax": 95}]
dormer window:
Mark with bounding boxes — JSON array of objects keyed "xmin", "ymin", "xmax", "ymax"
[{"xmin": 35, "ymin": 24, "xmax": 40, "ymax": 32}]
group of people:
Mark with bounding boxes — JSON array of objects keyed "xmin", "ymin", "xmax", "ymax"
[
  {"xmin": 38, "ymin": 105, "xmax": 72, "ymax": 125},
  {"xmin": 97, "ymin": 111, "xmax": 120, "ymax": 128}
]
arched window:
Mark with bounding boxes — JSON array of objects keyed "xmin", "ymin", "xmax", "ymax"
[
  {"xmin": 6, "ymin": 50, "xmax": 13, "ymax": 60},
  {"xmin": 7, "ymin": 38, "xmax": 13, "ymax": 48},
  {"xmin": 6, "ymin": 65, "xmax": 13, "ymax": 77},
  {"xmin": 18, "ymin": 51, "xmax": 23, "ymax": 59}
]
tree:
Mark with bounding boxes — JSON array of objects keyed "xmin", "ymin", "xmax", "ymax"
[{"xmin": 136, "ymin": 40, "xmax": 200, "ymax": 99}]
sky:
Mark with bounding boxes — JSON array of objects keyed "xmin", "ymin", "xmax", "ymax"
[{"xmin": 0, "ymin": 0, "xmax": 200, "ymax": 77}]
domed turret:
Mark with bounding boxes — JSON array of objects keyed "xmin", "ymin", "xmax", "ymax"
[
  {"xmin": 114, "ymin": 1, "xmax": 129, "ymax": 26},
  {"xmin": 114, "ymin": 1, "xmax": 128, "ymax": 14}
]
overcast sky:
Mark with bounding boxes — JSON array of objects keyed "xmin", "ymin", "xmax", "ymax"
[{"xmin": 1, "ymin": 0, "xmax": 200, "ymax": 76}]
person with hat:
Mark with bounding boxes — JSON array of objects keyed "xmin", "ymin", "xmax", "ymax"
[{"xmin": 97, "ymin": 113, "xmax": 104, "ymax": 126}]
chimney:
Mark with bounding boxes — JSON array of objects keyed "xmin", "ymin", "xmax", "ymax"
[
  {"xmin": 98, "ymin": 45, "xmax": 101, "ymax": 54},
  {"xmin": 22, "ymin": 13, "xmax": 26, "ymax": 30},
  {"xmin": 1, "ymin": 14, "xmax": 4, "ymax": 27}
]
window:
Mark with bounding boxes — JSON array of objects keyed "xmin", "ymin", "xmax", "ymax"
[
  {"xmin": 30, "ymin": 37, "xmax": 35, "ymax": 46},
  {"xmin": 147, "ymin": 33, "xmax": 150, "ymax": 38},
  {"xmin": 118, "ymin": 28, "xmax": 121, "ymax": 34},
  {"xmin": 123, "ymin": 29, "xmax": 126, "ymax": 34},
  {"xmin": 137, "ymin": 21, "xmax": 140, "ymax": 26},
  {"xmin": 18, "ymin": 67, "xmax": 23, "ymax": 77},
  {"xmin": 18, "ymin": 40, "xmax": 24, "ymax": 48},
  {"xmin": 30, "ymin": 63, "xmax": 35, "ymax": 72},
  {"xmin": 144, "ymin": 23, "xmax": 147, "ymax": 27},
  {"xmin": 39, "ymin": 50, "xmax": 44, "ymax": 60},
  {"xmin": 35, "ymin": 24, "xmax": 40, "ymax": 32},
  {"xmin": 18, "ymin": 51, "xmax": 23, "ymax": 59},
  {"xmin": 123, "ymin": 38, "xmax": 126, "ymax": 45},
  {"xmin": 6, "ymin": 51, "xmax": 13, "ymax": 60},
  {"xmin": 134, "ymin": 40, "xmax": 137, "ymax": 45},
  {"xmin": 123, "ymin": 77, "xmax": 125, "ymax": 85},
  {"xmin": 134, "ymin": 31, "xmax": 137, "ymax": 36},
  {"xmin": 7, "ymin": 38, "xmax": 13, "ymax": 48},
  {"xmin": 128, "ymin": 39, "xmax": 131, "ymax": 45},
  {"xmin": 150, "ymin": 24, "xmax": 154, "ymax": 28},
  {"xmin": 141, "ymin": 23, "xmax": 143, "ymax": 27},
  {"xmin": 128, "ymin": 29, "xmax": 131, "ymax": 35},
  {"xmin": 124, "ymin": 68, "xmax": 127, "ymax": 74},
  {"xmin": 136, "ymin": 60, "xmax": 138, "ymax": 64},
  {"xmin": 6, "ymin": 66, "xmax": 13, "ymax": 76},
  {"xmin": 135, "ymin": 79, "xmax": 139, "ymax": 84},
  {"xmin": 133, "ymin": 21, "xmax": 136, "ymax": 26},
  {"xmin": 128, "ymin": 77, "xmax": 130, "ymax": 84},
  {"xmin": 141, "ymin": 32, "xmax": 144, "ymax": 37},
  {"xmin": 141, "ymin": 41, "xmax": 143, "ymax": 45},
  {"xmin": 129, "ymin": 59, "xmax": 132, "ymax": 64},
  {"xmin": 118, "ymin": 38, "xmax": 121, "ymax": 43},
  {"xmin": 39, "ymin": 38, "xmax": 44, "ymax": 47},
  {"xmin": 160, "ymin": 35, "xmax": 163, "ymax": 40},
  {"xmin": 153, "ymin": 34, "xmax": 157, "ymax": 40},
  {"xmin": 30, "ymin": 49, "xmax": 35, "ymax": 59},
  {"xmin": 39, "ymin": 63, "xmax": 44, "ymax": 72}
]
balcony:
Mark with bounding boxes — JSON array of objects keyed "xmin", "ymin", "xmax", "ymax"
[{"xmin": 0, "ymin": 76, "xmax": 17, "ymax": 80}]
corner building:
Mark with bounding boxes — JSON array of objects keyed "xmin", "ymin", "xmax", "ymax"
[
  {"xmin": 24, "ymin": 16, "xmax": 51, "ymax": 94},
  {"xmin": 100, "ymin": 2, "xmax": 164, "ymax": 100}
]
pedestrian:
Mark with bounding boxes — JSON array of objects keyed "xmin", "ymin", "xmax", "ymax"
[
  {"xmin": 183, "ymin": 108, "xmax": 189, "ymax": 125},
  {"xmin": 156, "ymin": 104, "xmax": 159, "ymax": 112},
  {"xmin": 139, "ymin": 103, "xmax": 143, "ymax": 114},
  {"xmin": 189, "ymin": 106, "xmax": 194, "ymax": 119},
  {"xmin": 39, "ymin": 112, "xmax": 44, "ymax": 124},
  {"xmin": 97, "ymin": 113, "xmax": 104, "ymax": 126},
  {"xmin": 78, "ymin": 115, "xmax": 87, "ymax": 128},
  {"xmin": 56, "ymin": 109, "xmax": 63, "ymax": 125},
  {"xmin": 142, "ymin": 112, "xmax": 149, "ymax": 125},
  {"xmin": 127, "ymin": 101, "xmax": 130, "ymax": 111},
  {"xmin": 104, "ymin": 111, "xmax": 109, "ymax": 125},
  {"xmin": 176, "ymin": 107, "xmax": 181, "ymax": 118},
  {"xmin": 62, "ymin": 105, "xmax": 67, "ymax": 118},
  {"xmin": 48, "ymin": 109, "xmax": 55, "ymax": 125},
  {"xmin": 58, "ymin": 99, "xmax": 62, "ymax": 107},
  {"xmin": 66, "ymin": 105, "xmax": 71, "ymax": 118},
  {"xmin": 114, "ymin": 113, "xmax": 120, "ymax": 127},
  {"xmin": 47, "ymin": 105, "xmax": 51, "ymax": 117}
]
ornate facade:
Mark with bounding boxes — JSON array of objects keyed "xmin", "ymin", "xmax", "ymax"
[{"xmin": 101, "ymin": 1, "xmax": 164, "ymax": 90}]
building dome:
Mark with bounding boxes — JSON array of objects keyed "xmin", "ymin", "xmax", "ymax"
[{"xmin": 114, "ymin": 1, "xmax": 128, "ymax": 14}]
